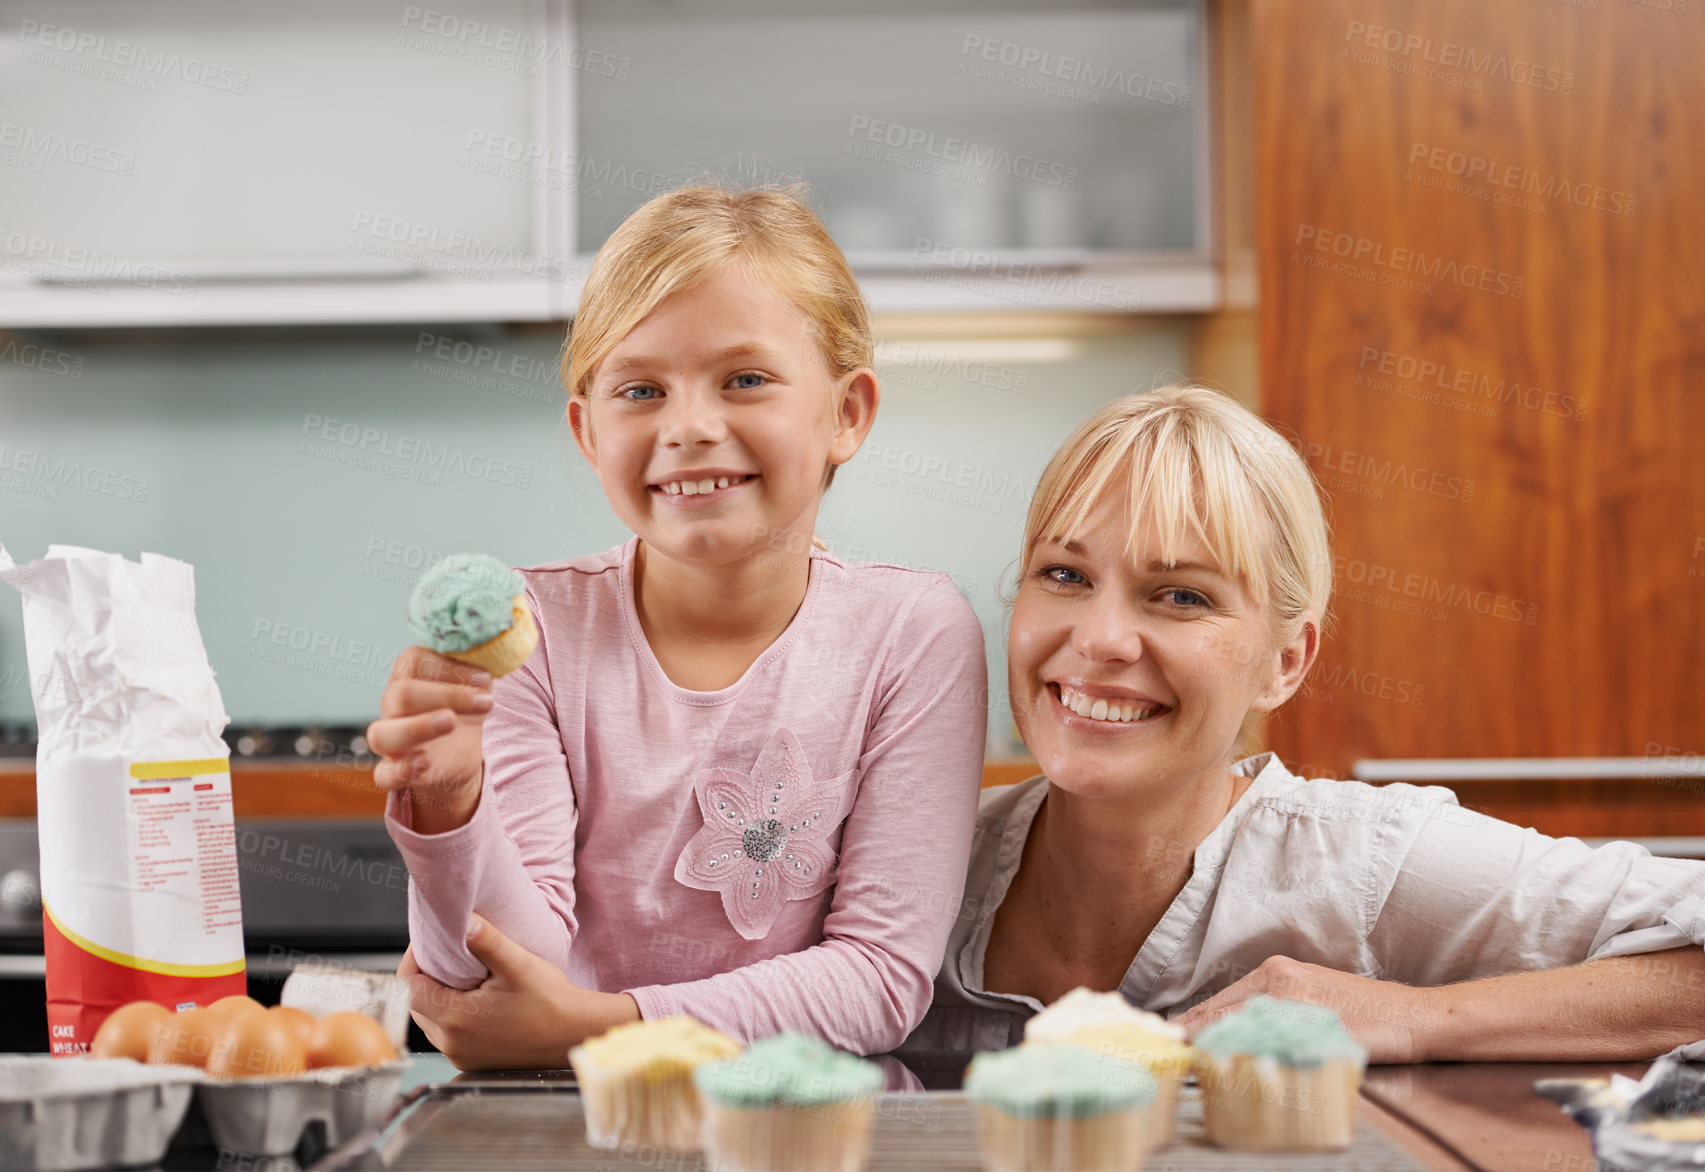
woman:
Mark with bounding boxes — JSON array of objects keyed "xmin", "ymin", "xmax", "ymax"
[{"xmin": 900, "ymin": 383, "xmax": 1705, "ymax": 1062}]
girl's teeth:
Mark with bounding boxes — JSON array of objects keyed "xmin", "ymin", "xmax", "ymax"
[{"xmin": 660, "ymin": 474, "xmax": 753, "ymax": 496}]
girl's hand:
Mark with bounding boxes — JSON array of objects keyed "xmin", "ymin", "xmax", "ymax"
[
  {"xmin": 400, "ymin": 914, "xmax": 641, "ymax": 1071},
  {"xmin": 366, "ymin": 647, "xmax": 493, "ymax": 833},
  {"xmin": 1172, "ymin": 955, "xmax": 1438, "ymax": 1064}
]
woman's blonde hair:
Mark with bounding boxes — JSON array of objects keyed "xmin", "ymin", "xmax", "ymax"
[
  {"xmin": 562, "ymin": 184, "xmax": 869, "ymax": 548},
  {"xmin": 1020, "ymin": 383, "xmax": 1332, "ymax": 648}
]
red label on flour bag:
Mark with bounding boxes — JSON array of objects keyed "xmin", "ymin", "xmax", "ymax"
[{"xmin": 1, "ymin": 544, "xmax": 246, "ymax": 1053}]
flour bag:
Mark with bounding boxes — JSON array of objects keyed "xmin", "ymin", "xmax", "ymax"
[{"xmin": 0, "ymin": 544, "xmax": 244, "ymax": 1054}]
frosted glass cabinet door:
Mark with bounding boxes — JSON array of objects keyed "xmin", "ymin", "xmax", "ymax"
[
  {"xmin": 0, "ymin": 0, "xmax": 570, "ymax": 321},
  {"xmin": 574, "ymin": 0, "xmax": 1203, "ymax": 261}
]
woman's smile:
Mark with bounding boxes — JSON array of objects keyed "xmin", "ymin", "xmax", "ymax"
[{"xmin": 1047, "ymin": 681, "xmax": 1170, "ymax": 729}]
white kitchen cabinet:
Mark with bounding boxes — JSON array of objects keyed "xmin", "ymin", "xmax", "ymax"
[
  {"xmin": 0, "ymin": 0, "xmax": 1210, "ymax": 327},
  {"xmin": 0, "ymin": 0, "xmax": 576, "ymax": 327}
]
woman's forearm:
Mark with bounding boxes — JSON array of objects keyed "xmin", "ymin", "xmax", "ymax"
[{"xmin": 1420, "ymin": 946, "xmax": 1705, "ymax": 1061}]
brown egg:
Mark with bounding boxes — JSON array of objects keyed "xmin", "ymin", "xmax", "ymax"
[
  {"xmin": 90, "ymin": 1000, "xmax": 172, "ymax": 1062},
  {"xmin": 306, "ymin": 1012, "xmax": 397, "ymax": 1069},
  {"xmin": 268, "ymin": 1004, "xmax": 315, "ymax": 1050},
  {"xmin": 206, "ymin": 994, "xmax": 266, "ymax": 1021},
  {"xmin": 207, "ymin": 1009, "xmax": 307, "ymax": 1078},
  {"xmin": 145, "ymin": 1007, "xmax": 221, "ymax": 1068}
]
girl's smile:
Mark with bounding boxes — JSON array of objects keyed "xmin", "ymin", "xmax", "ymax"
[{"xmin": 648, "ymin": 470, "xmax": 759, "ymax": 504}]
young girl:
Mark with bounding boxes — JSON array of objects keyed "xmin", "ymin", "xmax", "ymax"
[{"xmin": 366, "ymin": 186, "xmax": 989, "ymax": 1068}]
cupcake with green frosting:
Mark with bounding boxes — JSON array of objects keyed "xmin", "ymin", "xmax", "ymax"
[
  {"xmin": 1023, "ymin": 987, "xmax": 1192, "ymax": 1149},
  {"xmin": 1190, "ymin": 995, "xmax": 1368, "ymax": 1152},
  {"xmin": 692, "ymin": 1033, "xmax": 883, "ymax": 1172},
  {"xmin": 407, "ymin": 553, "xmax": 538, "ymax": 677},
  {"xmin": 964, "ymin": 1043, "xmax": 1157, "ymax": 1172}
]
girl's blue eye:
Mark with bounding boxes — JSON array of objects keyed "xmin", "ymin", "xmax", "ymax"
[
  {"xmin": 621, "ymin": 384, "xmax": 660, "ymax": 402},
  {"xmin": 730, "ymin": 372, "xmax": 766, "ymax": 390},
  {"xmin": 1039, "ymin": 565, "xmax": 1086, "ymax": 586}
]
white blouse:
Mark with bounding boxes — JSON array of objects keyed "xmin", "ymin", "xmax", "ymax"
[{"xmin": 898, "ymin": 752, "xmax": 1705, "ymax": 1057}]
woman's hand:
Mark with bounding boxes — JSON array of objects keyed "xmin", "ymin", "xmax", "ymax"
[
  {"xmin": 366, "ymin": 647, "xmax": 493, "ymax": 834},
  {"xmin": 400, "ymin": 914, "xmax": 641, "ymax": 1071},
  {"xmin": 1172, "ymin": 955, "xmax": 1437, "ymax": 1064}
]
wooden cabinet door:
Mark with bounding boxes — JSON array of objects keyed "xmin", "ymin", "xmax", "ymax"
[{"xmin": 1252, "ymin": 0, "xmax": 1705, "ymax": 781}]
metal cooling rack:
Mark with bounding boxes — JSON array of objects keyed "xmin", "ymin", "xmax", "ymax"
[{"xmin": 316, "ymin": 1087, "xmax": 1434, "ymax": 1171}]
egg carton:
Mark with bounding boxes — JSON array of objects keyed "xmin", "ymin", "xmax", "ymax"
[
  {"xmin": 2, "ymin": 967, "xmax": 417, "ymax": 1170},
  {"xmin": 0, "ymin": 1054, "xmax": 412, "ymax": 1170},
  {"xmin": 191, "ymin": 1054, "xmax": 412, "ymax": 1158},
  {"xmin": 0, "ymin": 1056, "xmax": 197, "ymax": 1172}
]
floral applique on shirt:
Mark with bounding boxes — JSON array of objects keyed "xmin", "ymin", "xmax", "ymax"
[{"xmin": 674, "ymin": 727, "xmax": 857, "ymax": 941}]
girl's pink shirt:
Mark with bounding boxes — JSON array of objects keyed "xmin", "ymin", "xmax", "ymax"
[{"xmin": 385, "ymin": 537, "xmax": 989, "ymax": 1054}]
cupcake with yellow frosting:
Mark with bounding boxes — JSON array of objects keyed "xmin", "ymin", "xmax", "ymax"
[
  {"xmin": 1191, "ymin": 996, "xmax": 1368, "ymax": 1152},
  {"xmin": 1024, "ymin": 987, "xmax": 1192, "ymax": 1149},
  {"xmin": 693, "ymin": 1033, "xmax": 884, "ymax": 1172},
  {"xmin": 408, "ymin": 553, "xmax": 539, "ymax": 677},
  {"xmin": 568, "ymin": 1016, "xmax": 742, "ymax": 1152},
  {"xmin": 964, "ymin": 1043, "xmax": 1157, "ymax": 1172}
]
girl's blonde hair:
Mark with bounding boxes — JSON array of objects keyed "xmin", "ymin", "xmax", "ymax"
[
  {"xmin": 1021, "ymin": 383, "xmax": 1332, "ymax": 648},
  {"xmin": 564, "ymin": 183, "xmax": 870, "ymax": 400}
]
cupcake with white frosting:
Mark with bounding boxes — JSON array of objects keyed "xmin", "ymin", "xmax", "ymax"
[{"xmin": 1024, "ymin": 988, "xmax": 1192, "ymax": 1149}]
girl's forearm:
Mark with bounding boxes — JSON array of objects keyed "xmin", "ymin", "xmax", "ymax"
[{"xmin": 1421, "ymin": 946, "xmax": 1705, "ymax": 1061}]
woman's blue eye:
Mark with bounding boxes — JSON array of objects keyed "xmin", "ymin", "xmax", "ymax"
[
  {"xmin": 1166, "ymin": 588, "xmax": 1208, "ymax": 608},
  {"xmin": 621, "ymin": 384, "xmax": 660, "ymax": 402},
  {"xmin": 731, "ymin": 372, "xmax": 766, "ymax": 390}
]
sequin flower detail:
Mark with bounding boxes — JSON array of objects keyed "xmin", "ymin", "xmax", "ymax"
[{"xmin": 674, "ymin": 727, "xmax": 856, "ymax": 941}]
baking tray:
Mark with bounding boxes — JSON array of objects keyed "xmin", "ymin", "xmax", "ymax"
[{"xmin": 313, "ymin": 1085, "xmax": 1431, "ymax": 1170}]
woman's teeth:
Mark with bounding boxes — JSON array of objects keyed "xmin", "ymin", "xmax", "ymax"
[
  {"xmin": 659, "ymin": 474, "xmax": 754, "ymax": 496},
  {"xmin": 1056, "ymin": 685, "xmax": 1162, "ymax": 724}
]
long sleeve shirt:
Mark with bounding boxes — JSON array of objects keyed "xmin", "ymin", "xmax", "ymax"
[
  {"xmin": 387, "ymin": 536, "xmax": 988, "ymax": 1054},
  {"xmin": 901, "ymin": 752, "xmax": 1705, "ymax": 1058}
]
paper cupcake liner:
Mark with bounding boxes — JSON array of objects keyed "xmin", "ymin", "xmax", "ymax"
[
  {"xmin": 1196, "ymin": 1053, "xmax": 1362, "ymax": 1152},
  {"xmin": 1144, "ymin": 1070, "xmax": 1183, "ymax": 1151},
  {"xmin": 973, "ymin": 1102, "xmax": 1149, "ymax": 1172},
  {"xmin": 700, "ymin": 1096, "xmax": 877, "ymax": 1172},
  {"xmin": 445, "ymin": 596, "xmax": 538, "ymax": 677},
  {"xmin": 1067, "ymin": 1041, "xmax": 1187, "ymax": 1150},
  {"xmin": 569, "ymin": 1051, "xmax": 709, "ymax": 1153}
]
